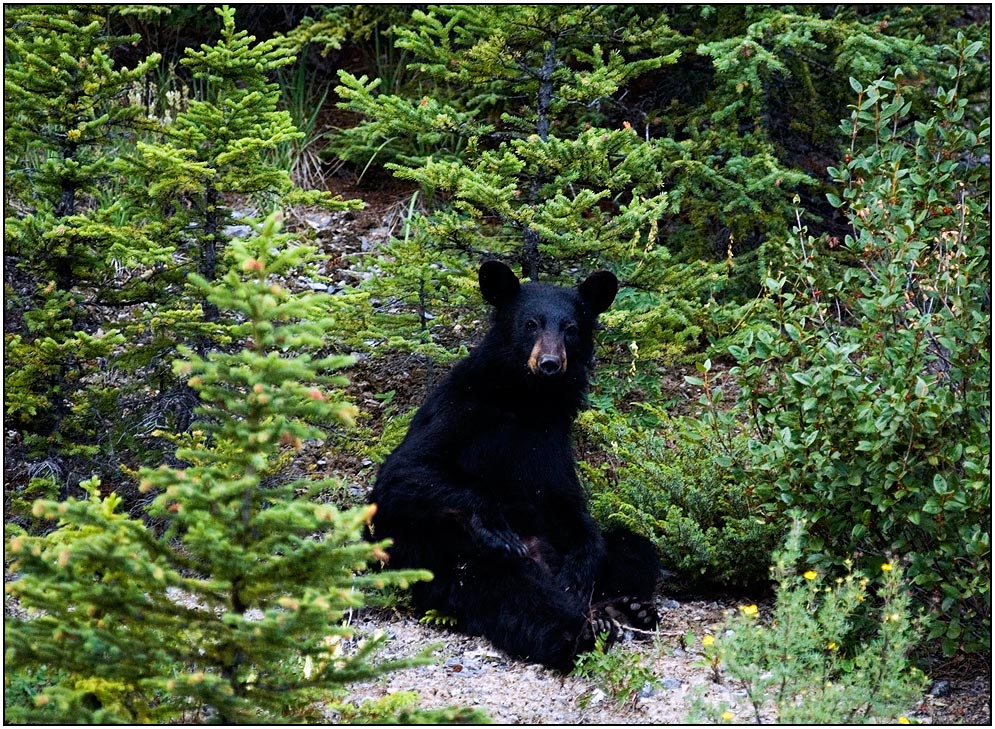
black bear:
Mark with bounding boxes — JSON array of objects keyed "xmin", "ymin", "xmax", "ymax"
[{"xmin": 368, "ymin": 260, "xmax": 660, "ymax": 671}]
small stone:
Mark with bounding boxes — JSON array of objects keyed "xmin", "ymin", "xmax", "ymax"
[
  {"xmin": 304, "ymin": 212, "xmax": 334, "ymax": 229},
  {"xmin": 223, "ymin": 224, "xmax": 253, "ymax": 239},
  {"xmin": 929, "ymin": 679, "xmax": 952, "ymax": 697}
]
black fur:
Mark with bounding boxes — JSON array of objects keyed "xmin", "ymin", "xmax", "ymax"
[{"xmin": 368, "ymin": 261, "xmax": 660, "ymax": 671}]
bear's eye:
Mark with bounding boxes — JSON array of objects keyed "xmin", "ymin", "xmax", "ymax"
[
  {"xmin": 562, "ymin": 321, "xmax": 578, "ymax": 335},
  {"xmin": 524, "ymin": 318, "xmax": 539, "ymax": 334}
]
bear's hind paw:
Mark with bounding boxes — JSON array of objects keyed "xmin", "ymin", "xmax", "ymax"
[
  {"xmin": 581, "ymin": 607, "xmax": 622, "ymax": 652},
  {"xmin": 601, "ymin": 596, "xmax": 659, "ymax": 637}
]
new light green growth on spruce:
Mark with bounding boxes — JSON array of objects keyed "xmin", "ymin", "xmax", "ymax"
[
  {"xmin": 4, "ymin": 5, "xmax": 160, "ymax": 478},
  {"xmin": 4, "ymin": 212, "xmax": 432, "ymax": 723}
]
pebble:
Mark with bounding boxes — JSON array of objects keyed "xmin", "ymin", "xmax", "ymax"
[
  {"xmin": 587, "ymin": 688, "xmax": 607, "ymax": 706},
  {"xmin": 223, "ymin": 224, "xmax": 253, "ymax": 238},
  {"xmin": 930, "ymin": 680, "xmax": 952, "ymax": 697}
]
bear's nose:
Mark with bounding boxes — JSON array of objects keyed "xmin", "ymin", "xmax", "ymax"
[{"xmin": 537, "ymin": 354, "xmax": 562, "ymax": 375}]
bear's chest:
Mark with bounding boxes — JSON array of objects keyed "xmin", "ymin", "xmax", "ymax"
[{"xmin": 455, "ymin": 415, "xmax": 577, "ymax": 500}]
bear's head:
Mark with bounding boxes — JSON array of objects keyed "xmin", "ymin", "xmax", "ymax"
[{"xmin": 477, "ymin": 260, "xmax": 618, "ymax": 383}]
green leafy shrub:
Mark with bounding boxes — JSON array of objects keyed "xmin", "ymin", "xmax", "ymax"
[
  {"xmin": 725, "ymin": 37, "xmax": 990, "ymax": 655},
  {"xmin": 689, "ymin": 521, "xmax": 928, "ymax": 724},
  {"xmin": 4, "ymin": 212, "xmax": 433, "ymax": 723},
  {"xmin": 573, "ymin": 634, "xmax": 660, "ymax": 709},
  {"xmin": 579, "ymin": 404, "xmax": 777, "ymax": 590},
  {"xmin": 328, "ymin": 689, "xmax": 488, "ymax": 724}
]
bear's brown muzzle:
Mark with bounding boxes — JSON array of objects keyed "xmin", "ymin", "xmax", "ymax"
[{"xmin": 528, "ymin": 334, "xmax": 567, "ymax": 376}]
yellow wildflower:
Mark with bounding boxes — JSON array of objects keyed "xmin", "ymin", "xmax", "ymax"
[
  {"xmin": 702, "ymin": 634, "xmax": 715, "ymax": 647},
  {"xmin": 722, "ymin": 711, "xmax": 734, "ymax": 721},
  {"xmin": 827, "ymin": 641, "xmax": 838, "ymax": 651},
  {"xmin": 881, "ymin": 562, "xmax": 894, "ymax": 572},
  {"xmin": 739, "ymin": 604, "xmax": 759, "ymax": 617},
  {"xmin": 898, "ymin": 718, "xmax": 910, "ymax": 725},
  {"xmin": 803, "ymin": 570, "xmax": 818, "ymax": 580}
]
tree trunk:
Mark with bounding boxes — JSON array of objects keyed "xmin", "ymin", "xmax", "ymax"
[
  {"xmin": 201, "ymin": 186, "xmax": 221, "ymax": 325},
  {"xmin": 521, "ymin": 38, "xmax": 557, "ymax": 281},
  {"xmin": 536, "ymin": 38, "xmax": 556, "ymax": 142}
]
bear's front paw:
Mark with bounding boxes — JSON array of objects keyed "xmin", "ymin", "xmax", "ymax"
[{"xmin": 469, "ymin": 513, "xmax": 528, "ymax": 557}]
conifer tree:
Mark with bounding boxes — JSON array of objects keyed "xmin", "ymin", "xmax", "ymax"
[
  {"xmin": 3, "ymin": 5, "xmax": 161, "ymax": 503},
  {"xmin": 118, "ymin": 4, "xmax": 361, "ymax": 441},
  {"xmin": 332, "ymin": 5, "xmax": 713, "ymax": 381},
  {"xmin": 4, "ymin": 211, "xmax": 435, "ymax": 724},
  {"xmin": 129, "ymin": 4, "xmax": 348, "ymax": 329},
  {"xmin": 331, "ymin": 6, "xmax": 989, "ymax": 366},
  {"xmin": 644, "ymin": 5, "xmax": 989, "ymax": 281},
  {"xmin": 337, "ymin": 5, "xmax": 680, "ymax": 279}
]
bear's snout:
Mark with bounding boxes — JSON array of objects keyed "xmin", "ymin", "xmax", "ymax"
[
  {"xmin": 528, "ymin": 335, "xmax": 567, "ymax": 376},
  {"xmin": 537, "ymin": 354, "xmax": 562, "ymax": 375}
]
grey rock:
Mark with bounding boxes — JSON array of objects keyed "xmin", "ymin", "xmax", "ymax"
[
  {"xmin": 929, "ymin": 679, "xmax": 952, "ymax": 697},
  {"xmin": 661, "ymin": 677, "xmax": 684, "ymax": 691},
  {"xmin": 223, "ymin": 224, "xmax": 253, "ymax": 239}
]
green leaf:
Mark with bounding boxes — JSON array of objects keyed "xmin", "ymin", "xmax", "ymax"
[{"xmin": 790, "ymin": 372, "xmax": 812, "ymax": 386}]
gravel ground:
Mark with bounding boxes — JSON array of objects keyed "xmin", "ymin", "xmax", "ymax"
[
  {"xmin": 330, "ymin": 593, "xmax": 992, "ymax": 725},
  {"xmin": 6, "ymin": 580, "xmax": 989, "ymax": 724},
  {"xmin": 330, "ymin": 595, "xmax": 755, "ymax": 724}
]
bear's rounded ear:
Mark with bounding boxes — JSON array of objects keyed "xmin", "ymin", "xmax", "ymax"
[
  {"xmin": 578, "ymin": 270, "xmax": 618, "ymax": 315},
  {"xmin": 479, "ymin": 260, "xmax": 520, "ymax": 307}
]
